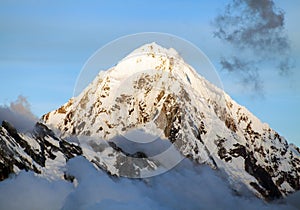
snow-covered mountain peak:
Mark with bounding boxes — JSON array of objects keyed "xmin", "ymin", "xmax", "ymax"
[
  {"xmin": 44, "ymin": 43, "xmax": 224, "ymax": 140},
  {"xmin": 108, "ymin": 42, "xmax": 185, "ymax": 81},
  {"xmin": 41, "ymin": 43, "xmax": 300, "ymax": 200},
  {"xmin": 103, "ymin": 42, "xmax": 223, "ymax": 102},
  {"xmin": 125, "ymin": 42, "xmax": 181, "ymax": 60}
]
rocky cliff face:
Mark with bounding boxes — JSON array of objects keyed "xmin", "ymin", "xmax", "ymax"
[
  {"xmin": 1, "ymin": 43, "xmax": 299, "ymax": 201},
  {"xmin": 0, "ymin": 121, "xmax": 82, "ymax": 181}
]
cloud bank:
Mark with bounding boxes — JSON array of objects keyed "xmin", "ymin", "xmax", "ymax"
[{"xmin": 0, "ymin": 156, "xmax": 298, "ymax": 210}]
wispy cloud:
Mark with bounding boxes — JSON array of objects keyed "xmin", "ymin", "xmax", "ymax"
[
  {"xmin": 213, "ymin": 0, "xmax": 293, "ymax": 92},
  {"xmin": 220, "ymin": 56, "xmax": 263, "ymax": 92}
]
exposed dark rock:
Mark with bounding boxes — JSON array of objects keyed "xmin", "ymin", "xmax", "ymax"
[
  {"xmin": 132, "ymin": 151, "xmax": 148, "ymax": 159},
  {"xmin": 3, "ymin": 121, "xmax": 46, "ymax": 167},
  {"xmin": 210, "ymin": 101, "xmax": 237, "ymax": 132},
  {"xmin": 276, "ymin": 171, "xmax": 300, "ymax": 192},
  {"xmin": 108, "ymin": 141, "xmax": 147, "ymax": 159},
  {"xmin": 59, "ymin": 140, "xmax": 82, "ymax": 159},
  {"xmin": 245, "ymin": 152, "xmax": 282, "ymax": 200},
  {"xmin": 218, "ymin": 147, "xmax": 227, "ymax": 160},
  {"xmin": 217, "ymin": 141, "xmax": 288, "ymax": 200},
  {"xmin": 107, "ymin": 141, "xmax": 154, "ymax": 177},
  {"xmin": 229, "ymin": 143, "xmax": 246, "ymax": 158},
  {"xmin": 0, "ymin": 121, "xmax": 82, "ymax": 181},
  {"xmin": 64, "ymin": 173, "xmax": 75, "ymax": 183},
  {"xmin": 215, "ymin": 138, "xmax": 229, "ymax": 160}
]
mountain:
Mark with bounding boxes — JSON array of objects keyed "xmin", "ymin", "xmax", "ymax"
[
  {"xmin": 0, "ymin": 121, "xmax": 82, "ymax": 181},
  {"xmin": 1, "ymin": 43, "xmax": 299, "ymax": 201}
]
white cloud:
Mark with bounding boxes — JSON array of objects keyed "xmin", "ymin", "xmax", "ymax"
[
  {"xmin": 0, "ymin": 95, "xmax": 38, "ymax": 132},
  {"xmin": 0, "ymin": 156, "xmax": 298, "ymax": 210},
  {"xmin": 0, "ymin": 171, "xmax": 72, "ymax": 210}
]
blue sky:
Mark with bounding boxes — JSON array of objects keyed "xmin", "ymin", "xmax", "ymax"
[{"xmin": 0, "ymin": 0, "xmax": 299, "ymax": 146}]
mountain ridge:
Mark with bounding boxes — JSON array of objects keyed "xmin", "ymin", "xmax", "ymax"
[
  {"xmin": 0, "ymin": 43, "xmax": 299, "ymax": 201},
  {"xmin": 41, "ymin": 43, "xmax": 300, "ymax": 200}
]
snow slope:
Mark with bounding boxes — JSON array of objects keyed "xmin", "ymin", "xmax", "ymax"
[{"xmin": 42, "ymin": 43, "xmax": 300, "ymax": 200}]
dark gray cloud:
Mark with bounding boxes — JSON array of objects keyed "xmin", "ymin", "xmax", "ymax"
[
  {"xmin": 214, "ymin": 0, "xmax": 293, "ymax": 91},
  {"xmin": 214, "ymin": 0, "xmax": 288, "ymax": 52},
  {"xmin": 220, "ymin": 57, "xmax": 263, "ymax": 92},
  {"xmin": 0, "ymin": 95, "xmax": 38, "ymax": 132}
]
